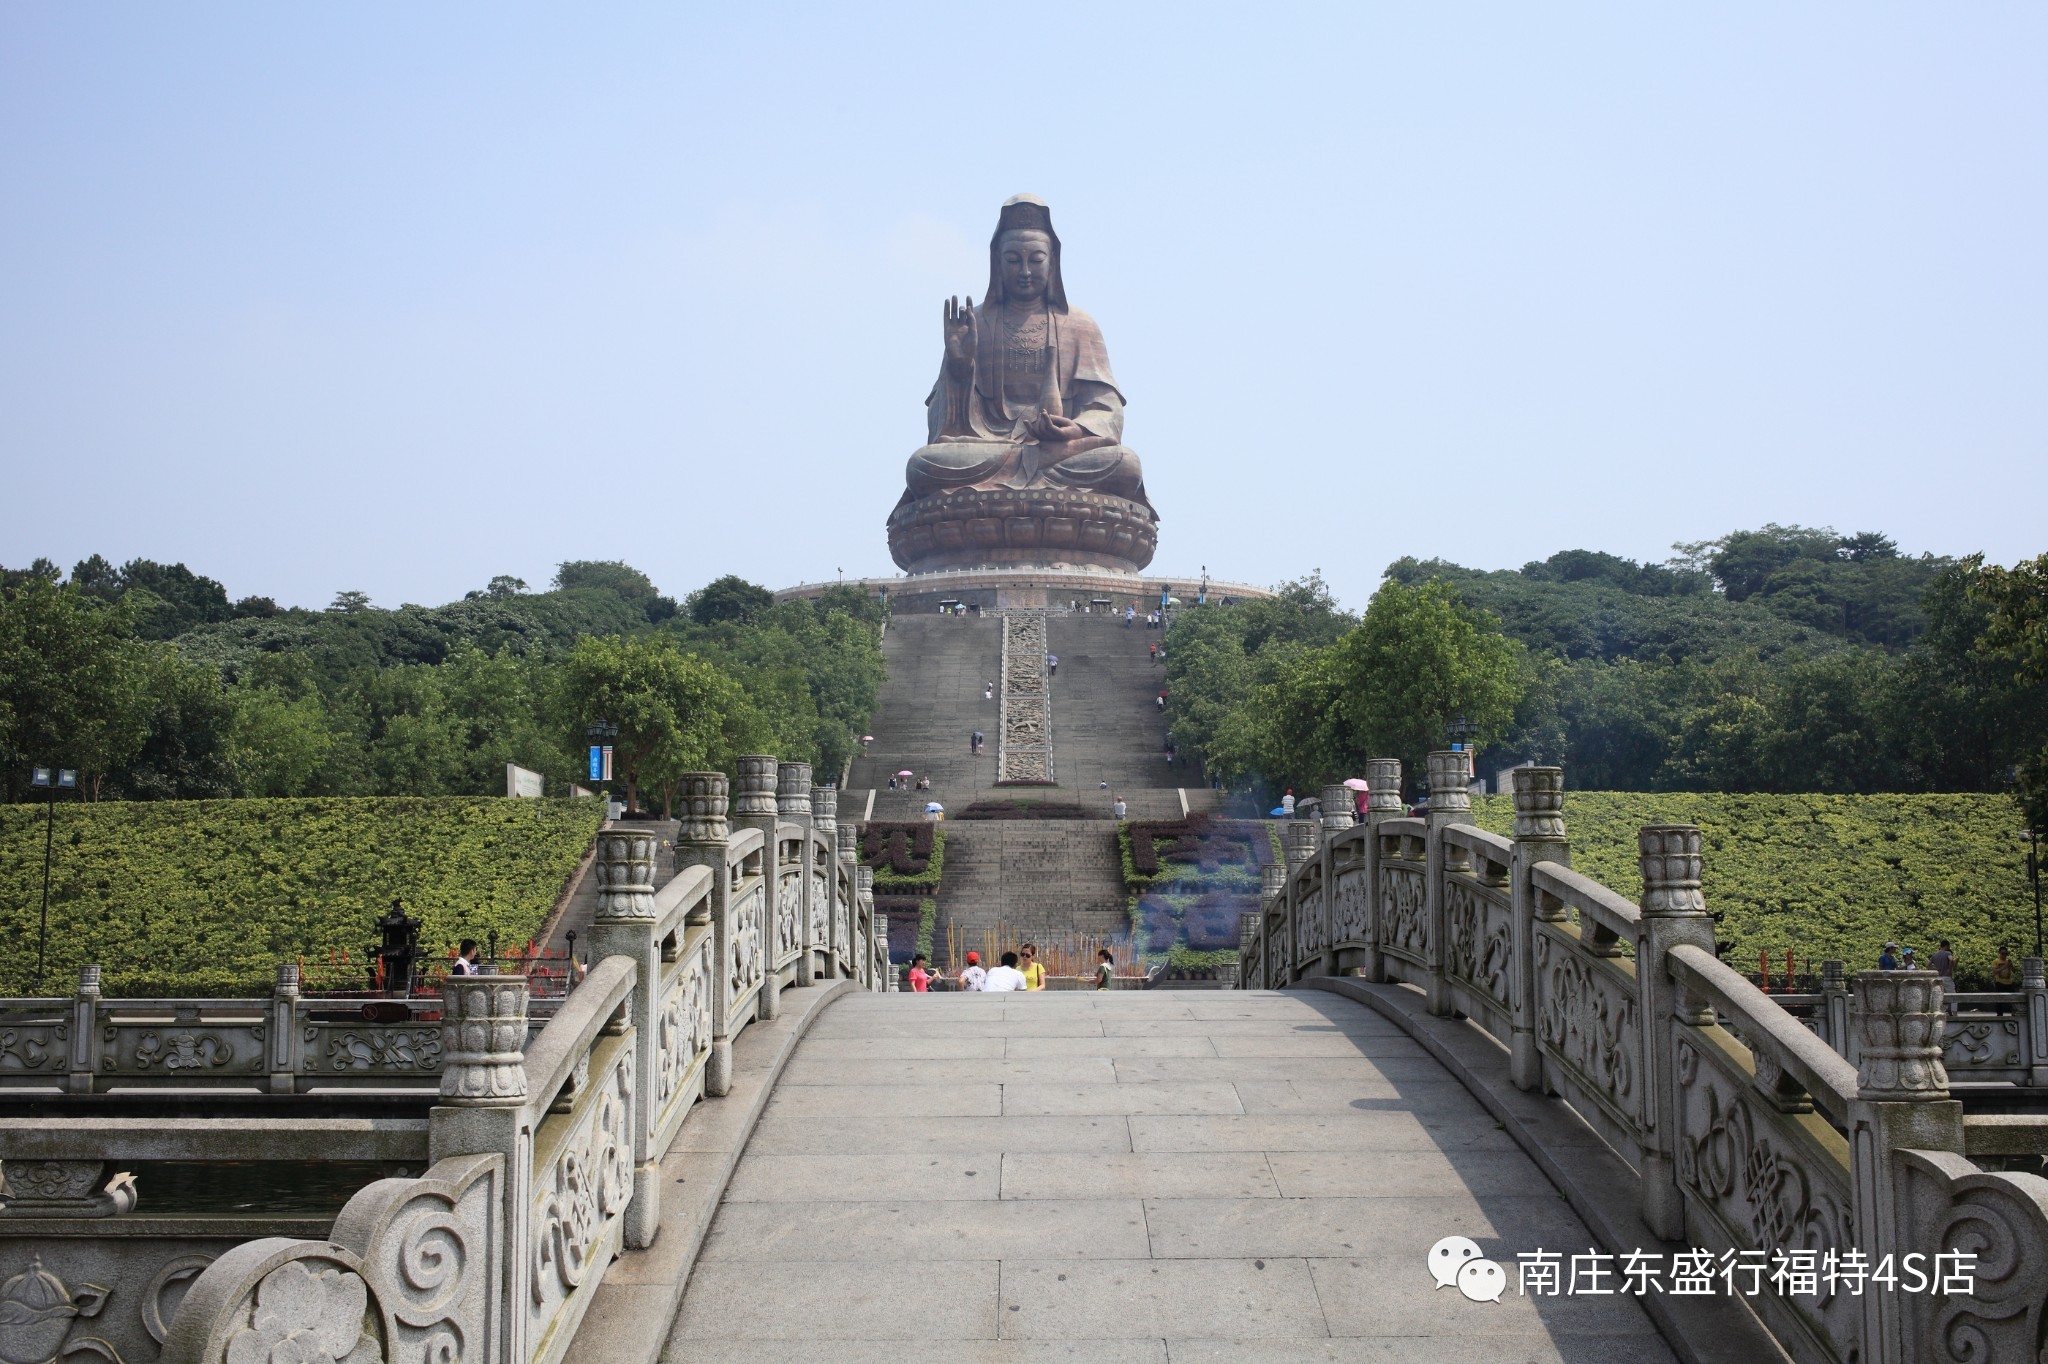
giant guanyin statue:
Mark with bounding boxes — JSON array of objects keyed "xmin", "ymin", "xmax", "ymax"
[{"xmin": 888, "ymin": 194, "xmax": 1159, "ymax": 574}]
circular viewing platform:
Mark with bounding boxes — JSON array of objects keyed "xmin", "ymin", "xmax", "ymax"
[{"xmin": 775, "ymin": 565, "xmax": 1273, "ymax": 613}]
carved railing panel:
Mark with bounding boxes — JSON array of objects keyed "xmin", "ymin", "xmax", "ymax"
[
  {"xmin": 773, "ymin": 865, "xmax": 802, "ymax": 968},
  {"xmin": 1378, "ymin": 861, "xmax": 1427, "ymax": 966},
  {"xmin": 0, "ymin": 1007, "xmax": 68, "ymax": 1074},
  {"xmin": 653, "ymin": 931, "xmax": 714, "ymax": 1152},
  {"xmin": 1443, "ymin": 875, "xmax": 1513, "ymax": 1024},
  {"xmin": 100, "ymin": 1011, "xmax": 267, "ymax": 1082},
  {"xmin": 305, "ymin": 1022, "xmax": 444, "ymax": 1077},
  {"xmin": 1532, "ymin": 923, "xmax": 1644, "ymax": 1133},
  {"xmin": 727, "ymin": 880, "xmax": 764, "ymax": 1022},
  {"xmin": 1673, "ymin": 1026, "xmax": 1857, "ymax": 1362},
  {"xmin": 1330, "ymin": 866, "xmax": 1370, "ymax": 946},
  {"xmin": 528, "ymin": 1034, "xmax": 633, "ymax": 1364},
  {"xmin": 1899, "ymin": 1149, "xmax": 2048, "ymax": 1364}
]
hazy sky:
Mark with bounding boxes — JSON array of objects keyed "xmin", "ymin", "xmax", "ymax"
[{"xmin": 4, "ymin": 4, "xmax": 2043, "ymax": 612}]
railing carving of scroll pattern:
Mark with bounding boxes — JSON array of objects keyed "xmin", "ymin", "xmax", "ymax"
[
  {"xmin": 1442, "ymin": 827, "xmax": 1515, "ymax": 1025},
  {"xmin": 1532, "ymin": 925, "xmax": 1642, "ymax": 1132},
  {"xmin": 729, "ymin": 880, "xmax": 764, "ymax": 1014}
]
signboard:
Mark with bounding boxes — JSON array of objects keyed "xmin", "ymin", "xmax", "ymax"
[
  {"xmin": 506, "ymin": 763, "xmax": 545, "ymax": 799},
  {"xmin": 587, "ymin": 746, "xmax": 614, "ymax": 783}
]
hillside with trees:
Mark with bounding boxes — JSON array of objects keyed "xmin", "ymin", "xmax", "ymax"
[
  {"xmin": 1162, "ymin": 526, "xmax": 2048, "ymax": 824},
  {"xmin": 0, "ymin": 558, "xmax": 885, "ymax": 812}
]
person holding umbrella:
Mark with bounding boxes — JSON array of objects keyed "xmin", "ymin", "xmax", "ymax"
[{"xmin": 924, "ymin": 800, "xmax": 945, "ymax": 822}]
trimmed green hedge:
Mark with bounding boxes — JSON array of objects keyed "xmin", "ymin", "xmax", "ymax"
[
  {"xmin": 1470, "ymin": 792, "xmax": 2032, "ymax": 978},
  {"xmin": 860, "ymin": 821, "xmax": 946, "ymax": 894},
  {"xmin": 0, "ymin": 797, "xmax": 602, "ymax": 997}
]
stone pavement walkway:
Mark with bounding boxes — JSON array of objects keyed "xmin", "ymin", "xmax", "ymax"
[{"xmin": 661, "ymin": 989, "xmax": 1677, "ymax": 1363}]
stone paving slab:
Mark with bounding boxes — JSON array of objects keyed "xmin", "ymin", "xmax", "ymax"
[
  {"xmin": 764, "ymin": 1080, "xmax": 1005, "ymax": 1118},
  {"xmin": 659, "ymin": 989, "xmax": 1682, "ymax": 1364},
  {"xmin": 677, "ymin": 1345, "xmax": 1169, "ymax": 1364},
  {"xmin": 724, "ymin": 1151, "xmax": 1005, "ymax": 1203},
  {"xmin": 701, "ymin": 1197, "xmax": 1150, "ymax": 1262},
  {"xmin": 1140, "ymin": 1194, "xmax": 1593, "ymax": 1259},
  {"xmin": 1001, "ymin": 1258, "xmax": 1328, "ymax": 1338},
  {"xmin": 670, "ymin": 1259, "xmax": 1000, "ymax": 1340},
  {"xmin": 1000, "ymin": 1152, "xmax": 1281, "ymax": 1201},
  {"xmin": 1013, "ymin": 1034, "xmax": 1221, "ymax": 1058},
  {"xmin": 1162, "ymin": 1337, "xmax": 1676, "ymax": 1363},
  {"xmin": 1002, "ymin": 1081, "xmax": 1245, "ymax": 1115},
  {"xmin": 745, "ymin": 1112, "xmax": 1136, "ymax": 1154},
  {"xmin": 781, "ymin": 1056, "xmax": 1119, "ymax": 1087},
  {"xmin": 1128, "ymin": 1113, "xmax": 1519, "ymax": 1154},
  {"xmin": 1112, "ymin": 1056, "xmax": 1448, "ymax": 1084}
]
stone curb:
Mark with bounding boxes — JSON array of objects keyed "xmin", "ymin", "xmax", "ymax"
[
  {"xmin": 574, "ymin": 978, "xmax": 853, "ymax": 1364},
  {"xmin": 1296, "ymin": 977, "xmax": 1793, "ymax": 1364}
]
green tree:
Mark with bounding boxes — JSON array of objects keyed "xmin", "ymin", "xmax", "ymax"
[
  {"xmin": 225, "ymin": 686, "xmax": 334, "ymax": 796},
  {"xmin": 0, "ymin": 578, "xmax": 150, "ymax": 800},
  {"xmin": 686, "ymin": 574, "xmax": 776, "ymax": 626},
  {"xmin": 555, "ymin": 636, "xmax": 757, "ymax": 813},
  {"xmin": 1330, "ymin": 579, "xmax": 1524, "ymax": 784}
]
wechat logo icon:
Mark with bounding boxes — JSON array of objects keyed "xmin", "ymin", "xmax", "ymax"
[{"xmin": 1427, "ymin": 1234, "xmax": 1506, "ymax": 1303}]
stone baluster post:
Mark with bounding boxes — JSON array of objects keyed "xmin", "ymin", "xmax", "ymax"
[
  {"xmin": 1363, "ymin": 759, "xmax": 1403, "ymax": 828},
  {"xmin": 856, "ymin": 866, "xmax": 876, "ymax": 989},
  {"xmin": 1283, "ymin": 820, "xmax": 1317, "ymax": 982},
  {"xmin": 1821, "ymin": 960, "xmax": 1851, "ymax": 1060},
  {"xmin": 1260, "ymin": 863, "xmax": 1286, "ymax": 990},
  {"xmin": 836, "ymin": 821, "xmax": 861, "ymax": 986},
  {"xmin": 68, "ymin": 964, "xmax": 100, "ymax": 1095},
  {"xmin": 587, "ymin": 826, "xmax": 663, "ymax": 1248},
  {"xmin": 812, "ymin": 785, "xmax": 839, "ymax": 979},
  {"xmin": 269, "ymin": 962, "xmax": 301, "ymax": 1095},
  {"xmin": 1423, "ymin": 750, "xmax": 1476, "ymax": 1016},
  {"xmin": 1849, "ymin": 970, "xmax": 1962, "ymax": 1364},
  {"xmin": 1634, "ymin": 825, "xmax": 1718, "ymax": 1241},
  {"xmin": 1315, "ymin": 786, "xmax": 1354, "ymax": 976},
  {"xmin": 777, "ymin": 762, "xmax": 815, "ymax": 988},
  {"xmin": 2025, "ymin": 958, "xmax": 2048, "ymax": 1086},
  {"xmin": 1360, "ymin": 759, "xmax": 1402, "ymax": 984},
  {"xmin": 734, "ymin": 755, "xmax": 782, "ymax": 1021},
  {"xmin": 675, "ymin": 772, "xmax": 733, "ymax": 1095},
  {"xmin": 1507, "ymin": 768, "xmax": 1568, "ymax": 1092},
  {"xmin": 428, "ymin": 973, "xmax": 530, "ymax": 1364}
]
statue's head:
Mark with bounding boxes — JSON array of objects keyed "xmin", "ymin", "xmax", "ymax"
[{"xmin": 986, "ymin": 194, "xmax": 1067, "ymax": 312}]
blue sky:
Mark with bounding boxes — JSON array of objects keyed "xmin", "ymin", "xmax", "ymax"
[{"xmin": 3, "ymin": 3, "xmax": 2042, "ymax": 611}]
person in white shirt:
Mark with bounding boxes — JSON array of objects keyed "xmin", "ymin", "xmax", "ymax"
[
  {"xmin": 958, "ymin": 951, "xmax": 987, "ymax": 992},
  {"xmin": 983, "ymin": 952, "xmax": 1028, "ymax": 992},
  {"xmin": 1281, "ymin": 789, "xmax": 1296, "ymax": 817}
]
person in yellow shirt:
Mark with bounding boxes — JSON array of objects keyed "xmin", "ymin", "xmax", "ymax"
[{"xmin": 1019, "ymin": 942, "xmax": 1047, "ymax": 991}]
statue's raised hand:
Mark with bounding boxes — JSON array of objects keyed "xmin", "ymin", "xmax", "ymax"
[{"xmin": 943, "ymin": 295, "xmax": 975, "ymax": 372}]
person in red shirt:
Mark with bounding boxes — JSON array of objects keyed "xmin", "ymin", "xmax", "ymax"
[{"xmin": 908, "ymin": 954, "xmax": 934, "ymax": 992}]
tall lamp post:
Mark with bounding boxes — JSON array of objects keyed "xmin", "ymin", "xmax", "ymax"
[
  {"xmin": 2025, "ymin": 823, "xmax": 2044, "ymax": 959},
  {"xmin": 586, "ymin": 719, "xmax": 619, "ymax": 815},
  {"xmin": 30, "ymin": 765, "xmax": 77, "ymax": 993}
]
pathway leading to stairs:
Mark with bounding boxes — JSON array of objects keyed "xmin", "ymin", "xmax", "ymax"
[{"xmin": 661, "ymin": 988, "xmax": 1676, "ymax": 1363}]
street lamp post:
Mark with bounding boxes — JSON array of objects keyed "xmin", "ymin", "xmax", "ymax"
[
  {"xmin": 587, "ymin": 719, "xmax": 619, "ymax": 814},
  {"xmin": 29, "ymin": 765, "xmax": 77, "ymax": 993},
  {"xmin": 2026, "ymin": 824, "xmax": 2044, "ymax": 959}
]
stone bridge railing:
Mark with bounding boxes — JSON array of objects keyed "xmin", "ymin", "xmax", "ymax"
[
  {"xmin": 0, "ymin": 758, "xmax": 889, "ymax": 1364},
  {"xmin": 1244, "ymin": 754, "xmax": 2048, "ymax": 1364}
]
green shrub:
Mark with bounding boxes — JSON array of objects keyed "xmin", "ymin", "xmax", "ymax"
[
  {"xmin": 861, "ymin": 821, "xmax": 945, "ymax": 893},
  {"xmin": 0, "ymin": 797, "xmax": 601, "ymax": 996},
  {"xmin": 1469, "ymin": 792, "xmax": 2032, "ymax": 977}
]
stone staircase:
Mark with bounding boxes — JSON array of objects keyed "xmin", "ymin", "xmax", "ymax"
[{"xmin": 845, "ymin": 609, "xmax": 1209, "ymax": 958}]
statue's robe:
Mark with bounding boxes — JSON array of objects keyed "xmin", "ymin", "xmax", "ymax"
[
  {"xmin": 909, "ymin": 303, "xmax": 1146, "ymax": 501},
  {"xmin": 928, "ymin": 303, "xmax": 1122, "ymax": 445}
]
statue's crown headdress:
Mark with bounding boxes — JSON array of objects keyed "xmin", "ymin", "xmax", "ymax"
[{"xmin": 987, "ymin": 193, "xmax": 1066, "ymax": 311}]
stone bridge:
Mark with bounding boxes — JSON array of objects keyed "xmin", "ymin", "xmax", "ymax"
[{"xmin": 7, "ymin": 755, "xmax": 2048, "ymax": 1364}]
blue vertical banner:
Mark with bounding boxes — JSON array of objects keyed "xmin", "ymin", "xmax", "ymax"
[{"xmin": 588, "ymin": 746, "xmax": 603, "ymax": 781}]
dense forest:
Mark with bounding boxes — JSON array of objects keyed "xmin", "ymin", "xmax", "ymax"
[
  {"xmin": 1163, "ymin": 526, "xmax": 2048, "ymax": 824},
  {"xmin": 0, "ymin": 558, "xmax": 887, "ymax": 814}
]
